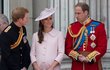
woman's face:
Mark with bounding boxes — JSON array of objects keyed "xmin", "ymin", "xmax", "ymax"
[{"xmin": 41, "ymin": 16, "xmax": 53, "ymax": 28}]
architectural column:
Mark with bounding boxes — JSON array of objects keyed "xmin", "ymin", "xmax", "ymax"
[
  {"xmin": 60, "ymin": 0, "xmax": 66, "ymax": 35},
  {"xmin": 54, "ymin": 0, "xmax": 60, "ymax": 30},
  {"xmin": 33, "ymin": 0, "xmax": 48, "ymax": 32},
  {"xmin": 4, "ymin": 0, "xmax": 10, "ymax": 21},
  {"xmin": 68, "ymin": 0, "xmax": 75, "ymax": 24},
  {"xmin": 96, "ymin": 0, "xmax": 101, "ymax": 21},
  {"xmin": 89, "ymin": 0, "xmax": 97, "ymax": 20},
  {"xmin": 108, "ymin": 0, "xmax": 110, "ymax": 40}
]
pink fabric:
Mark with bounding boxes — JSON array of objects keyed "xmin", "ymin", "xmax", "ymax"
[{"xmin": 30, "ymin": 29, "xmax": 65, "ymax": 70}]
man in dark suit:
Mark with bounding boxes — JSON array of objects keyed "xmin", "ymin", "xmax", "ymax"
[{"xmin": 0, "ymin": 7, "xmax": 30, "ymax": 70}]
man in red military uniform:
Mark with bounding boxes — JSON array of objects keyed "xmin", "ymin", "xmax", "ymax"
[{"xmin": 65, "ymin": 2, "xmax": 107, "ymax": 70}]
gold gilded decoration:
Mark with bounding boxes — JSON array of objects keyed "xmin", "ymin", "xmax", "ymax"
[
  {"xmin": 68, "ymin": 25, "xmax": 84, "ymax": 38},
  {"xmin": 86, "ymin": 51, "xmax": 100, "ymax": 62},
  {"xmin": 68, "ymin": 25, "xmax": 88, "ymax": 50},
  {"xmin": 11, "ymin": 27, "xmax": 24, "ymax": 49},
  {"xmin": 69, "ymin": 50, "xmax": 79, "ymax": 60},
  {"xmin": 74, "ymin": 26, "xmax": 86, "ymax": 50},
  {"xmin": 83, "ymin": 29, "xmax": 88, "ymax": 51},
  {"xmin": 4, "ymin": 26, "xmax": 11, "ymax": 32},
  {"xmin": 83, "ymin": 17, "xmax": 91, "ymax": 25},
  {"xmin": 68, "ymin": 25, "xmax": 86, "ymax": 50},
  {"xmin": 68, "ymin": 18, "xmax": 91, "ymax": 50},
  {"xmin": 90, "ymin": 34, "xmax": 96, "ymax": 41},
  {"xmin": 91, "ymin": 42, "xmax": 96, "ymax": 48},
  {"xmin": 83, "ymin": 43, "xmax": 86, "ymax": 51}
]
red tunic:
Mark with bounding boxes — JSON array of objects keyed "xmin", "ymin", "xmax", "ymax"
[{"xmin": 65, "ymin": 19, "xmax": 107, "ymax": 70}]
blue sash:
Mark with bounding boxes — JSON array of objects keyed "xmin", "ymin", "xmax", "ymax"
[{"xmin": 74, "ymin": 21, "xmax": 100, "ymax": 51}]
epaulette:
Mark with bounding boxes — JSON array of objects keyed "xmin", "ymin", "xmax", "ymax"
[
  {"xmin": 4, "ymin": 26, "xmax": 11, "ymax": 32},
  {"xmin": 93, "ymin": 21, "xmax": 101, "ymax": 24},
  {"xmin": 100, "ymin": 21, "xmax": 104, "ymax": 24},
  {"xmin": 90, "ymin": 24, "xmax": 96, "ymax": 27}
]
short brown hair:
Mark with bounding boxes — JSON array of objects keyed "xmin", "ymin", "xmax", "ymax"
[
  {"xmin": 12, "ymin": 7, "xmax": 29, "ymax": 22},
  {"xmin": 75, "ymin": 2, "xmax": 89, "ymax": 14}
]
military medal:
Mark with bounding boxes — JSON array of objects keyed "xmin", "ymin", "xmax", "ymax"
[
  {"xmin": 23, "ymin": 36, "xmax": 27, "ymax": 43},
  {"xmin": 90, "ymin": 25, "xmax": 95, "ymax": 33},
  {"xmin": 90, "ymin": 24, "xmax": 96, "ymax": 48},
  {"xmin": 90, "ymin": 27, "xmax": 92, "ymax": 33},
  {"xmin": 90, "ymin": 34, "xmax": 96, "ymax": 41},
  {"xmin": 92, "ymin": 26, "xmax": 95, "ymax": 33},
  {"xmin": 91, "ymin": 42, "xmax": 96, "ymax": 48}
]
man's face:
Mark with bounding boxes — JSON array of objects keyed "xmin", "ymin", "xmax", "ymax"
[
  {"xmin": 75, "ymin": 6, "xmax": 88, "ymax": 23},
  {"xmin": 20, "ymin": 13, "xmax": 29, "ymax": 26}
]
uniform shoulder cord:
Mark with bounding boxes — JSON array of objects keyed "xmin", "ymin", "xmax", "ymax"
[
  {"xmin": 68, "ymin": 25, "xmax": 86, "ymax": 50},
  {"xmin": 11, "ymin": 27, "xmax": 24, "ymax": 49}
]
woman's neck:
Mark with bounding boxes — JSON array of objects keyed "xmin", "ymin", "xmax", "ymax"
[{"xmin": 44, "ymin": 27, "xmax": 52, "ymax": 33}]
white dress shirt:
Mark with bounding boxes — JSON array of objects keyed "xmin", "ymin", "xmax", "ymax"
[{"xmin": 30, "ymin": 28, "xmax": 65, "ymax": 70}]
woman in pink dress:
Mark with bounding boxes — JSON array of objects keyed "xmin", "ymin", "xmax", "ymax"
[{"xmin": 30, "ymin": 8, "xmax": 65, "ymax": 70}]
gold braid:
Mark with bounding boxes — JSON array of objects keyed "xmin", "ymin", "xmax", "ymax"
[
  {"xmin": 68, "ymin": 25, "xmax": 86, "ymax": 50},
  {"xmin": 68, "ymin": 25, "xmax": 85, "ymax": 38},
  {"xmin": 74, "ymin": 26, "xmax": 86, "ymax": 49},
  {"xmin": 11, "ymin": 27, "xmax": 24, "ymax": 49}
]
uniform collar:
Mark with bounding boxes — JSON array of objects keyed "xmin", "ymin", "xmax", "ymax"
[
  {"xmin": 11, "ymin": 22, "xmax": 22, "ymax": 31},
  {"xmin": 12, "ymin": 22, "xmax": 21, "ymax": 28},
  {"xmin": 83, "ymin": 17, "xmax": 91, "ymax": 26}
]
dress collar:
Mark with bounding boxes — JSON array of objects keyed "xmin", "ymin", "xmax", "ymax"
[{"xmin": 45, "ymin": 28, "xmax": 58, "ymax": 37}]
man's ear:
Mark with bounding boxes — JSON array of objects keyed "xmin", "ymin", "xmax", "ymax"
[{"xmin": 85, "ymin": 11, "xmax": 88, "ymax": 16}]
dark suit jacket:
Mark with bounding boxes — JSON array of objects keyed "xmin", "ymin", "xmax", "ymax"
[{"xmin": 0, "ymin": 22, "xmax": 30, "ymax": 70}]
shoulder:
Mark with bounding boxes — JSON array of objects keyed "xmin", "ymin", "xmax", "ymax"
[
  {"xmin": 33, "ymin": 32, "xmax": 38, "ymax": 37},
  {"xmin": 3, "ymin": 22, "xmax": 15, "ymax": 33},
  {"xmin": 32, "ymin": 32, "xmax": 39, "ymax": 42},
  {"xmin": 3, "ymin": 25, "xmax": 11, "ymax": 33},
  {"xmin": 1, "ymin": 25, "xmax": 14, "ymax": 37},
  {"xmin": 0, "ymin": 25, "xmax": 12, "ymax": 40},
  {"xmin": 52, "ymin": 29, "xmax": 64, "ymax": 37},
  {"xmin": 68, "ymin": 21, "xmax": 80, "ymax": 29},
  {"xmin": 92, "ymin": 20, "xmax": 104, "ymax": 25},
  {"xmin": 52, "ymin": 29, "xmax": 62, "ymax": 35},
  {"xmin": 92, "ymin": 20, "xmax": 105, "ymax": 27},
  {"xmin": 68, "ymin": 21, "xmax": 78, "ymax": 28},
  {"xmin": 70, "ymin": 21, "xmax": 79, "ymax": 26},
  {"xmin": 53, "ymin": 29, "xmax": 61, "ymax": 33},
  {"xmin": 92, "ymin": 20, "xmax": 105, "ymax": 30}
]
